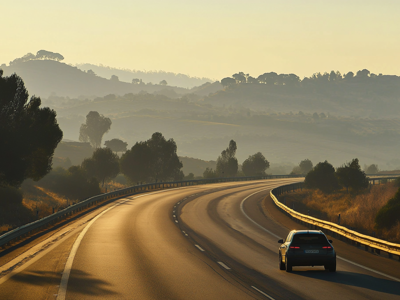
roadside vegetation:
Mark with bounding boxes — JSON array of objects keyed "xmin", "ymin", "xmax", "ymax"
[{"xmin": 279, "ymin": 158, "xmax": 400, "ymax": 242}]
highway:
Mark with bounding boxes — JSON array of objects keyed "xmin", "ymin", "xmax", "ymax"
[{"xmin": 0, "ymin": 179, "xmax": 399, "ymax": 299}]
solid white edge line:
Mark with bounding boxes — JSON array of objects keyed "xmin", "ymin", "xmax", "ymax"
[
  {"xmin": 240, "ymin": 189, "xmax": 282, "ymax": 239},
  {"xmin": 240, "ymin": 187, "xmax": 400, "ymax": 283},
  {"xmin": 251, "ymin": 286, "xmax": 276, "ymax": 300},
  {"xmin": 337, "ymin": 256, "xmax": 400, "ymax": 282},
  {"xmin": 56, "ymin": 186, "xmax": 190, "ymax": 300},
  {"xmin": 195, "ymin": 245, "xmax": 205, "ymax": 251},
  {"xmin": 217, "ymin": 261, "xmax": 231, "ymax": 270}
]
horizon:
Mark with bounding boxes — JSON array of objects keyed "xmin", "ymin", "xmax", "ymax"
[{"xmin": 4, "ymin": 0, "xmax": 400, "ymax": 79}]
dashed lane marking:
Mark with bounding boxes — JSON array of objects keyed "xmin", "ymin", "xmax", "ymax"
[
  {"xmin": 56, "ymin": 186, "xmax": 192, "ymax": 300},
  {"xmin": 195, "ymin": 245, "xmax": 205, "ymax": 251},
  {"xmin": 217, "ymin": 261, "xmax": 231, "ymax": 270},
  {"xmin": 251, "ymin": 286, "xmax": 275, "ymax": 300},
  {"xmin": 240, "ymin": 187, "xmax": 400, "ymax": 283}
]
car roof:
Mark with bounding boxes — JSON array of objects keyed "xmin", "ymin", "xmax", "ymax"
[{"xmin": 291, "ymin": 230, "xmax": 324, "ymax": 235}]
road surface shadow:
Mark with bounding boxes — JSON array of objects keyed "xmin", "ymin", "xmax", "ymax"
[
  {"xmin": 10, "ymin": 269, "xmax": 119, "ymax": 297},
  {"xmin": 291, "ymin": 269, "xmax": 400, "ymax": 296}
]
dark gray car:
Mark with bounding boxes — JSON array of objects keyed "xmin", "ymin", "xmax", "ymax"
[{"xmin": 278, "ymin": 230, "xmax": 336, "ymax": 272}]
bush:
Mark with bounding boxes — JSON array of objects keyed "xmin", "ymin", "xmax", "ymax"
[
  {"xmin": 0, "ymin": 185, "xmax": 23, "ymax": 206},
  {"xmin": 375, "ymin": 187, "xmax": 400, "ymax": 230},
  {"xmin": 0, "ymin": 184, "xmax": 33, "ymax": 227},
  {"xmin": 305, "ymin": 161, "xmax": 339, "ymax": 193},
  {"xmin": 336, "ymin": 158, "xmax": 368, "ymax": 192},
  {"xmin": 37, "ymin": 166, "xmax": 101, "ymax": 201}
]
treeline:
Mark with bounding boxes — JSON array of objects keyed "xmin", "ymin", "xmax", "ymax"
[
  {"xmin": 8, "ymin": 50, "xmax": 64, "ymax": 66},
  {"xmin": 221, "ymin": 69, "xmax": 398, "ymax": 87}
]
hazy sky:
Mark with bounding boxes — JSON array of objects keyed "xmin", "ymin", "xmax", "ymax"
[{"xmin": 3, "ymin": 0, "xmax": 400, "ymax": 79}]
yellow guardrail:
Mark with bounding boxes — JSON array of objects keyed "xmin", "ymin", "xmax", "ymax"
[{"xmin": 271, "ymin": 183, "xmax": 400, "ymax": 258}]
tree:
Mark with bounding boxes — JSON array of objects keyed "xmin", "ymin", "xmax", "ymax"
[
  {"xmin": 36, "ymin": 50, "xmax": 64, "ymax": 61},
  {"xmin": 247, "ymin": 76, "xmax": 259, "ymax": 84},
  {"xmin": 159, "ymin": 80, "xmax": 167, "ymax": 86},
  {"xmin": 147, "ymin": 132, "xmax": 183, "ymax": 181},
  {"xmin": 305, "ymin": 161, "xmax": 338, "ymax": 193},
  {"xmin": 184, "ymin": 173, "xmax": 195, "ymax": 180},
  {"xmin": 356, "ymin": 69, "xmax": 370, "ymax": 79},
  {"xmin": 110, "ymin": 75, "xmax": 119, "ymax": 82},
  {"xmin": 87, "ymin": 69, "xmax": 96, "ymax": 76},
  {"xmin": 242, "ymin": 152, "xmax": 270, "ymax": 176},
  {"xmin": 336, "ymin": 158, "xmax": 369, "ymax": 192},
  {"xmin": 132, "ymin": 78, "xmax": 142, "ymax": 85},
  {"xmin": 120, "ymin": 132, "xmax": 183, "ymax": 183},
  {"xmin": 203, "ymin": 168, "xmax": 217, "ymax": 178},
  {"xmin": 221, "ymin": 77, "xmax": 236, "ymax": 87},
  {"xmin": 104, "ymin": 138, "xmax": 128, "ymax": 154},
  {"xmin": 120, "ymin": 142, "xmax": 153, "ymax": 183},
  {"xmin": 257, "ymin": 72, "xmax": 278, "ymax": 85},
  {"xmin": 299, "ymin": 159, "xmax": 313, "ymax": 175},
  {"xmin": 0, "ymin": 70, "xmax": 63, "ymax": 187},
  {"xmin": 79, "ymin": 111, "xmax": 112, "ymax": 148},
  {"xmin": 232, "ymin": 72, "xmax": 247, "ymax": 84},
  {"xmin": 216, "ymin": 140, "xmax": 238, "ymax": 177},
  {"xmin": 9, "ymin": 53, "xmax": 36, "ymax": 65},
  {"xmin": 284, "ymin": 74, "xmax": 300, "ymax": 86},
  {"xmin": 344, "ymin": 72, "xmax": 354, "ymax": 80},
  {"xmin": 81, "ymin": 148, "xmax": 120, "ymax": 186},
  {"xmin": 365, "ymin": 164, "xmax": 379, "ymax": 174}
]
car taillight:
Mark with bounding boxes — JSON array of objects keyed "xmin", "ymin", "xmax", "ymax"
[
  {"xmin": 323, "ymin": 246, "xmax": 332, "ymax": 250},
  {"xmin": 289, "ymin": 246, "xmax": 300, "ymax": 249}
]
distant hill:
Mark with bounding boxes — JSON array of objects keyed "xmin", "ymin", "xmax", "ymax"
[
  {"xmin": 1, "ymin": 59, "xmax": 193, "ymax": 98},
  {"xmin": 207, "ymin": 71, "xmax": 400, "ymax": 118},
  {"xmin": 179, "ymin": 157, "xmax": 216, "ymax": 176},
  {"xmin": 77, "ymin": 63, "xmax": 213, "ymax": 88}
]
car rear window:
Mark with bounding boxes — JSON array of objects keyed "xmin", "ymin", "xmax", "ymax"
[{"xmin": 292, "ymin": 234, "xmax": 329, "ymax": 245}]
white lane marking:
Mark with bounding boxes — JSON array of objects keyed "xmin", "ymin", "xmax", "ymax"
[
  {"xmin": 240, "ymin": 189, "xmax": 282, "ymax": 239},
  {"xmin": 195, "ymin": 245, "xmax": 205, "ymax": 251},
  {"xmin": 57, "ymin": 186, "xmax": 193, "ymax": 300},
  {"xmin": 251, "ymin": 286, "xmax": 275, "ymax": 300},
  {"xmin": 240, "ymin": 188, "xmax": 400, "ymax": 283},
  {"xmin": 217, "ymin": 261, "xmax": 231, "ymax": 270},
  {"xmin": 175, "ymin": 220, "xmax": 179, "ymax": 223},
  {"xmin": 173, "ymin": 215, "xmax": 176, "ymax": 218},
  {"xmin": 337, "ymin": 256, "xmax": 400, "ymax": 282}
]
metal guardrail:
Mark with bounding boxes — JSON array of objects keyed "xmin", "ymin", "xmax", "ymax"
[
  {"xmin": 0, "ymin": 174, "xmax": 301, "ymax": 248},
  {"xmin": 271, "ymin": 177, "xmax": 400, "ymax": 258}
]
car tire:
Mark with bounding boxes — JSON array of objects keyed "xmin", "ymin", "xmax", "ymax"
[
  {"xmin": 325, "ymin": 262, "xmax": 336, "ymax": 272},
  {"xmin": 285, "ymin": 256, "xmax": 292, "ymax": 272},
  {"xmin": 279, "ymin": 253, "xmax": 285, "ymax": 270}
]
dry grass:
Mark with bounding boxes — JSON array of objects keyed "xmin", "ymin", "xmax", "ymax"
[
  {"xmin": 101, "ymin": 181, "xmax": 128, "ymax": 193},
  {"xmin": 280, "ymin": 183, "xmax": 400, "ymax": 242}
]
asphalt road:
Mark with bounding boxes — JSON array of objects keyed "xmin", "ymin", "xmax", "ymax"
[{"xmin": 0, "ymin": 179, "xmax": 399, "ymax": 299}]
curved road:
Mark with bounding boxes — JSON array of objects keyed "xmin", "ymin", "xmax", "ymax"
[{"xmin": 0, "ymin": 179, "xmax": 399, "ymax": 299}]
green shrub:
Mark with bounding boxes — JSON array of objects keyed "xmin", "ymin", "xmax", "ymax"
[{"xmin": 375, "ymin": 187, "xmax": 400, "ymax": 230}]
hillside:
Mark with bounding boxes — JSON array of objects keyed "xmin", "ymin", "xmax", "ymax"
[
  {"xmin": 206, "ymin": 72, "xmax": 400, "ymax": 118},
  {"xmin": 46, "ymin": 93, "xmax": 400, "ymax": 171},
  {"xmin": 1, "ymin": 60, "xmax": 192, "ymax": 98},
  {"xmin": 77, "ymin": 63, "xmax": 213, "ymax": 88}
]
